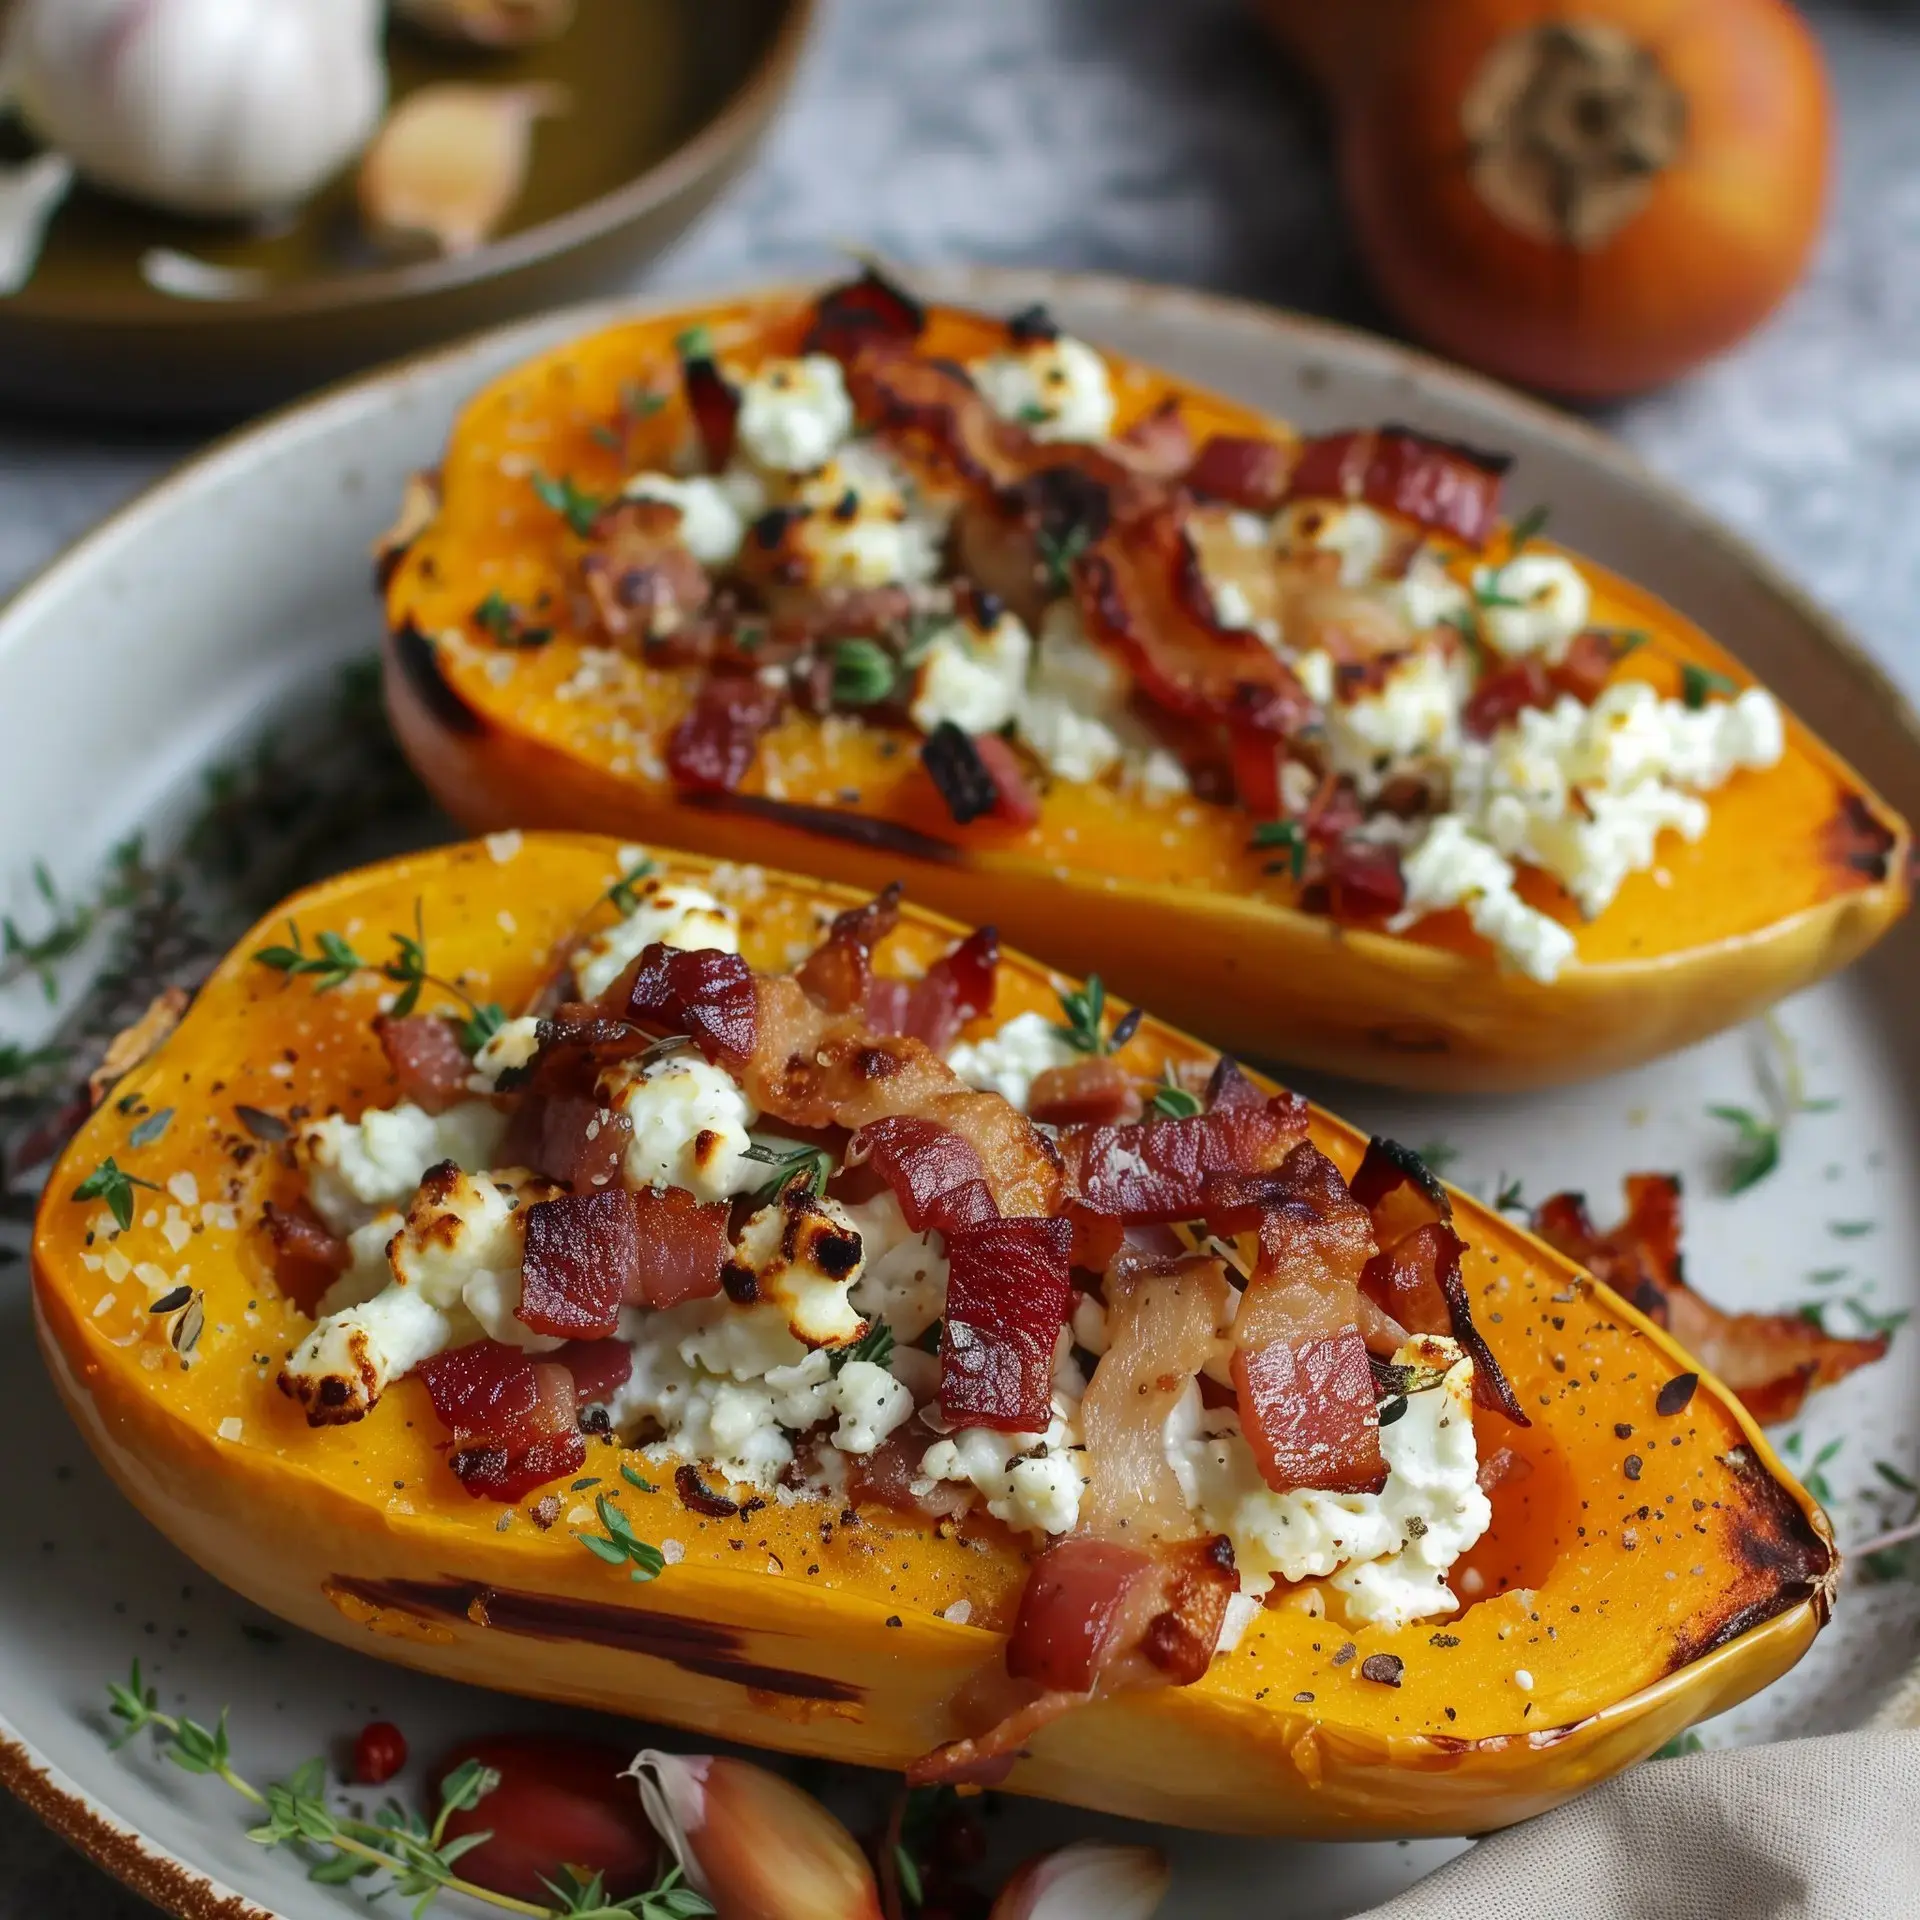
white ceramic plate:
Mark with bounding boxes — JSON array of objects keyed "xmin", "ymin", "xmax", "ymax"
[{"xmin": 3, "ymin": 269, "xmax": 1919, "ymax": 1920}]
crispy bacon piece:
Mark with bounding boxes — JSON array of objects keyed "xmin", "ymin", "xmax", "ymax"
[
  {"xmin": 1534, "ymin": 1175, "xmax": 1888, "ymax": 1424},
  {"xmin": 1185, "ymin": 433, "xmax": 1293, "ymax": 513},
  {"xmin": 804, "ymin": 266, "xmax": 927, "ymax": 362},
  {"xmin": 680, "ymin": 352, "xmax": 739, "ymax": 469},
  {"xmin": 416, "ymin": 1339, "xmax": 633, "ymax": 1501},
  {"xmin": 845, "ymin": 1114, "xmax": 999, "ymax": 1234},
  {"xmin": 374, "ymin": 1015, "xmax": 474, "ymax": 1115},
  {"xmin": 1056, "ymin": 1089, "xmax": 1311, "ymax": 1268},
  {"xmin": 1204, "ymin": 1057, "xmax": 1266, "ymax": 1110},
  {"xmin": 842, "ymin": 1414, "xmax": 972, "ymax": 1521},
  {"xmin": 1349, "ymin": 1135, "xmax": 1453, "ymax": 1244},
  {"xmin": 624, "ymin": 945, "xmax": 759, "ymax": 1062},
  {"xmin": 518, "ymin": 1187, "xmax": 725, "ymax": 1339},
  {"xmin": 797, "ymin": 885, "xmax": 903, "ymax": 1012},
  {"xmin": 1115, "ymin": 398, "xmax": 1195, "ymax": 477},
  {"xmin": 579, "ymin": 500, "xmax": 713, "ymax": 645},
  {"xmin": 664, "ymin": 674, "xmax": 785, "ymax": 794},
  {"xmin": 908, "ymin": 1535, "xmax": 1237, "ymax": 1787},
  {"xmin": 970, "ymin": 731, "xmax": 1043, "ymax": 827},
  {"xmin": 1285, "ymin": 427, "xmax": 1510, "ymax": 548},
  {"xmin": 1225, "ymin": 1142, "xmax": 1386, "ymax": 1494},
  {"xmin": 1553, "ymin": 628, "xmax": 1629, "ymax": 702},
  {"xmin": 1077, "ymin": 504, "xmax": 1317, "ymax": 738},
  {"xmin": 503, "ymin": 1092, "xmax": 632, "ymax": 1194},
  {"xmin": 862, "ymin": 926, "xmax": 1000, "ymax": 1053},
  {"xmin": 843, "ymin": 341, "xmax": 1036, "ymax": 493},
  {"xmin": 939, "ymin": 1216, "xmax": 1073, "ymax": 1432},
  {"xmin": 263, "ymin": 1202, "xmax": 350, "ymax": 1310},
  {"xmin": 1028, "ymin": 1057, "xmax": 1143, "ymax": 1129},
  {"xmin": 1312, "ymin": 840, "xmax": 1407, "ymax": 921},
  {"xmin": 919, "ymin": 723, "xmax": 1038, "ymax": 828},
  {"xmin": 1080, "ymin": 1252, "xmax": 1231, "ymax": 1539}
]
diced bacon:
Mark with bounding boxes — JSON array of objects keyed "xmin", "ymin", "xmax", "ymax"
[
  {"xmin": 564, "ymin": 1336, "xmax": 637, "ymax": 1409},
  {"xmin": 680, "ymin": 353, "xmax": 739, "ymax": 469},
  {"xmin": 1463, "ymin": 658, "xmax": 1552, "ymax": 739},
  {"xmin": 504, "ymin": 1092, "xmax": 632, "ymax": 1195},
  {"xmin": 1114, "ymin": 399, "xmax": 1195, "ymax": 478},
  {"xmin": 1076, "ymin": 504, "xmax": 1317, "ymax": 739},
  {"xmin": 939, "ymin": 1217, "xmax": 1073, "ymax": 1432},
  {"xmin": 798, "ymin": 885, "xmax": 902, "ymax": 1013},
  {"xmin": 844, "ymin": 341, "xmax": 1037, "ymax": 493},
  {"xmin": 1228, "ymin": 729, "xmax": 1284, "ymax": 818},
  {"xmin": 374, "ymin": 1015, "xmax": 475, "ymax": 1115},
  {"xmin": 454, "ymin": 1433, "xmax": 586, "ymax": 1503},
  {"xmin": 804, "ymin": 267, "xmax": 927, "ymax": 362},
  {"xmin": 579, "ymin": 501, "xmax": 713, "ymax": 645},
  {"xmin": 1285, "ymin": 427, "xmax": 1510, "ymax": 548},
  {"xmin": 262, "ymin": 1202, "xmax": 351, "ymax": 1310},
  {"xmin": 841, "ymin": 1414, "xmax": 973, "ymax": 1521},
  {"xmin": 519, "ymin": 1189, "xmax": 636, "ymax": 1340},
  {"xmin": 863, "ymin": 926, "xmax": 1000, "ymax": 1054},
  {"xmin": 1349, "ymin": 1135, "xmax": 1454, "ymax": 1246},
  {"xmin": 1552, "ymin": 628, "xmax": 1627, "ymax": 703},
  {"xmin": 627, "ymin": 1185, "xmax": 731, "ymax": 1308},
  {"xmin": 1204, "ymin": 1057, "xmax": 1266, "ymax": 1110},
  {"xmin": 1028, "ymin": 1057, "xmax": 1143, "ymax": 1129},
  {"xmin": 908, "ymin": 1534, "xmax": 1237, "ymax": 1787},
  {"xmin": 1534, "ymin": 1175, "xmax": 1887, "ymax": 1425},
  {"xmin": 664, "ymin": 676, "xmax": 785, "ymax": 794},
  {"xmin": 845, "ymin": 1114, "xmax": 1000, "ymax": 1234},
  {"xmin": 970, "ymin": 731, "xmax": 1044, "ymax": 828},
  {"xmin": 1314, "ymin": 840, "xmax": 1407, "ymax": 921},
  {"xmin": 1227, "ymin": 1142, "xmax": 1387, "ymax": 1494},
  {"xmin": 1080, "ymin": 1252, "xmax": 1231, "ymax": 1539},
  {"xmin": 624, "ymin": 945, "xmax": 760, "ymax": 1063},
  {"xmin": 1184, "ymin": 433, "xmax": 1293, "ymax": 513},
  {"xmin": 1056, "ymin": 1090, "xmax": 1311, "ymax": 1268}
]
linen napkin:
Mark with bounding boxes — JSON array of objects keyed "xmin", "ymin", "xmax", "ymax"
[{"xmin": 1354, "ymin": 1731, "xmax": 1920, "ymax": 1919}]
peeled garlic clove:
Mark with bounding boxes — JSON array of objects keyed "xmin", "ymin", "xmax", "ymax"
[
  {"xmin": 358, "ymin": 82, "xmax": 567, "ymax": 256},
  {"xmin": 0, "ymin": 153, "xmax": 73, "ymax": 295},
  {"xmin": 396, "ymin": 0, "xmax": 577, "ymax": 47},
  {"xmin": 990, "ymin": 1843, "xmax": 1172, "ymax": 1920},
  {"xmin": 140, "ymin": 248, "xmax": 272, "ymax": 303},
  {"xmin": 629, "ymin": 1751, "xmax": 884, "ymax": 1920}
]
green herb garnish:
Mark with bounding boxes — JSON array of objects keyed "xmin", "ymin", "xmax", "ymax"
[
  {"xmin": 743, "ymin": 1139, "xmax": 836, "ymax": 1206},
  {"xmin": 1251, "ymin": 818, "xmax": 1308, "ymax": 882},
  {"xmin": 474, "ymin": 590, "xmax": 552, "ymax": 650},
  {"xmin": 829, "ymin": 637, "xmax": 898, "ymax": 707},
  {"xmin": 531, "ymin": 471, "xmax": 608, "ymax": 537},
  {"xmin": 1680, "ymin": 663, "xmax": 1738, "ymax": 710},
  {"xmin": 1706, "ymin": 1013, "xmax": 1834, "ymax": 1195},
  {"xmin": 834, "ymin": 1320, "xmax": 896, "ymax": 1374},
  {"xmin": 1034, "ymin": 521, "xmax": 1094, "ymax": 595},
  {"xmin": 72, "ymin": 1157, "xmax": 161, "ymax": 1232},
  {"xmin": 1150, "ymin": 1075, "xmax": 1203, "ymax": 1120},
  {"xmin": 3, "ymin": 839, "xmax": 151, "ymax": 1002},
  {"xmin": 1054, "ymin": 974, "xmax": 1137, "ymax": 1055},
  {"xmin": 579, "ymin": 1493, "xmax": 667, "ymax": 1584}
]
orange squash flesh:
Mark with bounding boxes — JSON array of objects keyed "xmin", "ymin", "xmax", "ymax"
[
  {"xmin": 32, "ymin": 835, "xmax": 1832, "ymax": 1837},
  {"xmin": 381, "ymin": 292, "xmax": 1909, "ymax": 1091}
]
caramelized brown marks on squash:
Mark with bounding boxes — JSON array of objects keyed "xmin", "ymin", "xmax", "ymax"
[
  {"xmin": 1663, "ymin": 1448, "xmax": 1834, "ymax": 1675},
  {"xmin": 327, "ymin": 1575, "xmax": 865, "ymax": 1702},
  {"xmin": 1822, "ymin": 791, "xmax": 1899, "ymax": 884},
  {"xmin": 681, "ymin": 791, "xmax": 965, "ymax": 865},
  {"xmin": 391, "ymin": 621, "xmax": 487, "ymax": 737}
]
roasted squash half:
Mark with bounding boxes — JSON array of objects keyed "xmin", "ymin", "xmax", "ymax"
[
  {"xmin": 380, "ymin": 279, "xmax": 1908, "ymax": 1091},
  {"xmin": 33, "ymin": 835, "xmax": 1834, "ymax": 1837}
]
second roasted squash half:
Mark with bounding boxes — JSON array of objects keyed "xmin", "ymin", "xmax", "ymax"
[
  {"xmin": 34, "ymin": 834, "xmax": 1833, "ymax": 1837},
  {"xmin": 380, "ymin": 274, "xmax": 1907, "ymax": 1090}
]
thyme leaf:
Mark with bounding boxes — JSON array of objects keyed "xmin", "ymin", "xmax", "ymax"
[
  {"xmin": 580, "ymin": 1493, "xmax": 666, "ymax": 1583},
  {"xmin": 1053, "ymin": 974, "xmax": 1134, "ymax": 1055},
  {"xmin": 1680, "ymin": 663, "xmax": 1738, "ymax": 710},
  {"xmin": 531, "ymin": 471, "xmax": 608, "ymax": 537},
  {"xmin": 1250, "ymin": 817, "xmax": 1307, "ymax": 882},
  {"xmin": 834, "ymin": 1319, "xmax": 896, "ymax": 1373},
  {"xmin": 72, "ymin": 1156, "xmax": 161, "ymax": 1232},
  {"xmin": 742, "ymin": 1139, "xmax": 836, "ymax": 1206}
]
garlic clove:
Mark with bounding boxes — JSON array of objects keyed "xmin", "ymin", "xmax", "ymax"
[
  {"xmin": 990, "ymin": 1842, "xmax": 1172, "ymax": 1920},
  {"xmin": 395, "ymin": 0, "xmax": 577, "ymax": 49},
  {"xmin": 140, "ymin": 248, "xmax": 272, "ymax": 303},
  {"xmin": 357, "ymin": 82, "xmax": 568, "ymax": 257},
  {"xmin": 0, "ymin": 152, "xmax": 72, "ymax": 295},
  {"xmin": 628, "ymin": 1751, "xmax": 884, "ymax": 1920}
]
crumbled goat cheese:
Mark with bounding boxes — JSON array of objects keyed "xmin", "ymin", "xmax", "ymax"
[
  {"xmin": 621, "ymin": 473, "xmax": 746, "ymax": 567},
  {"xmin": 909, "ymin": 612, "xmax": 1032, "ymax": 736},
  {"xmin": 1167, "ymin": 1337, "xmax": 1490, "ymax": 1628},
  {"xmin": 947, "ymin": 1010, "xmax": 1082, "ymax": 1111},
  {"xmin": 599, "ymin": 1050, "xmax": 761, "ymax": 1203},
  {"xmin": 1324, "ymin": 647, "xmax": 1471, "ymax": 794},
  {"xmin": 298, "ymin": 1100, "xmax": 506, "ymax": 1235},
  {"xmin": 788, "ymin": 442, "xmax": 945, "ymax": 590},
  {"xmin": 573, "ymin": 881, "xmax": 740, "ymax": 1002},
  {"xmin": 733, "ymin": 354, "xmax": 855, "ymax": 473},
  {"xmin": 920, "ymin": 1399, "xmax": 1087, "ymax": 1537},
  {"xmin": 1398, "ymin": 814, "xmax": 1577, "ymax": 985},
  {"xmin": 844, "ymin": 1190, "xmax": 949, "ymax": 1343},
  {"xmin": 725, "ymin": 1191, "xmax": 868, "ymax": 1348},
  {"xmin": 1010, "ymin": 605, "xmax": 1187, "ymax": 791},
  {"xmin": 829, "ymin": 1359, "xmax": 915, "ymax": 1453},
  {"xmin": 969, "ymin": 335, "xmax": 1116, "ymax": 444},
  {"xmin": 1470, "ymin": 552, "xmax": 1591, "ymax": 663},
  {"xmin": 1382, "ymin": 550, "xmax": 1472, "ymax": 632},
  {"xmin": 468, "ymin": 1015, "xmax": 543, "ymax": 1092},
  {"xmin": 1274, "ymin": 499, "xmax": 1391, "ymax": 587}
]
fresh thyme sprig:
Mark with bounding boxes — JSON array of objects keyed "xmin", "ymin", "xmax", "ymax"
[
  {"xmin": 2, "ymin": 839, "xmax": 152, "ymax": 1002},
  {"xmin": 72, "ymin": 1156, "xmax": 162, "ymax": 1232},
  {"xmin": 1250, "ymin": 818, "xmax": 1307, "ymax": 882},
  {"xmin": 578, "ymin": 1492, "xmax": 667, "ymax": 1583},
  {"xmin": 1149, "ymin": 1068, "xmax": 1203, "ymax": 1121},
  {"xmin": 1034, "ymin": 521, "xmax": 1094, "ymax": 595},
  {"xmin": 1053, "ymin": 974, "xmax": 1139, "ymax": 1056},
  {"xmin": 1680, "ymin": 663, "xmax": 1738, "ymax": 711},
  {"xmin": 833, "ymin": 1319, "xmax": 896, "ymax": 1373},
  {"xmin": 252, "ymin": 900, "xmax": 506, "ymax": 1052},
  {"xmin": 105, "ymin": 1663, "xmax": 711, "ymax": 1919},
  {"xmin": 1706, "ymin": 1012, "xmax": 1836, "ymax": 1195},
  {"xmin": 531, "ymin": 472, "xmax": 609, "ymax": 537},
  {"xmin": 742, "ymin": 1139, "xmax": 836, "ymax": 1206},
  {"xmin": 605, "ymin": 858, "xmax": 656, "ymax": 916}
]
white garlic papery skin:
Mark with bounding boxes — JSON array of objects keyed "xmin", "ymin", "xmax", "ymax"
[{"xmin": 5, "ymin": 0, "xmax": 388, "ymax": 219}]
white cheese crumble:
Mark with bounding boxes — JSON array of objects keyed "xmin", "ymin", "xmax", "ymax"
[
  {"xmin": 1398, "ymin": 815, "xmax": 1578, "ymax": 985},
  {"xmin": 1275, "ymin": 500, "xmax": 1391, "ymax": 587},
  {"xmin": 919, "ymin": 1399, "xmax": 1087, "ymax": 1537},
  {"xmin": 946, "ymin": 1009, "xmax": 1081, "ymax": 1111},
  {"xmin": 468, "ymin": 1015, "xmax": 543, "ymax": 1092},
  {"xmin": 1166, "ymin": 1337, "xmax": 1490, "ymax": 1628},
  {"xmin": 789, "ymin": 442, "xmax": 946, "ymax": 590},
  {"xmin": 1324, "ymin": 647, "xmax": 1472, "ymax": 793},
  {"xmin": 969, "ymin": 335, "xmax": 1116, "ymax": 444},
  {"xmin": 908, "ymin": 612, "xmax": 1032, "ymax": 736},
  {"xmin": 298, "ymin": 1100, "xmax": 507, "ymax": 1236},
  {"xmin": 621, "ymin": 473, "xmax": 746, "ymax": 567},
  {"xmin": 599, "ymin": 1051, "xmax": 760, "ymax": 1203},
  {"xmin": 732, "ymin": 354, "xmax": 855, "ymax": 474},
  {"xmin": 727, "ymin": 1193, "xmax": 868, "ymax": 1348},
  {"xmin": 573, "ymin": 881, "xmax": 740, "ymax": 1002},
  {"xmin": 1470, "ymin": 552, "xmax": 1591, "ymax": 662},
  {"xmin": 844, "ymin": 1190, "xmax": 949, "ymax": 1343}
]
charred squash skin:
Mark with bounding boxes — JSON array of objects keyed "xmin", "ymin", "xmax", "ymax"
[
  {"xmin": 33, "ymin": 836, "xmax": 1834, "ymax": 1837},
  {"xmin": 380, "ymin": 292, "xmax": 1909, "ymax": 1093}
]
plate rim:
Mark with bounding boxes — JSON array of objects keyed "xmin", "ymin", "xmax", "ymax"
[
  {"xmin": 5, "ymin": 264, "xmax": 1920, "ymax": 1920},
  {"xmin": 0, "ymin": 0, "xmax": 819, "ymax": 333}
]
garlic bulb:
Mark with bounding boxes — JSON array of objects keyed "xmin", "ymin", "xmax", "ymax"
[
  {"xmin": 396, "ymin": 0, "xmax": 577, "ymax": 49},
  {"xmin": 4, "ymin": 0, "xmax": 387, "ymax": 219}
]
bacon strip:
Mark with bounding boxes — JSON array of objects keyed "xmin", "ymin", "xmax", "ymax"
[
  {"xmin": 861, "ymin": 926, "xmax": 1000, "ymax": 1054},
  {"xmin": 680, "ymin": 353, "xmax": 740, "ymax": 469},
  {"xmin": 263, "ymin": 1202, "xmax": 350, "ymax": 1310},
  {"xmin": 939, "ymin": 1216, "xmax": 1073, "ymax": 1432},
  {"xmin": 1028, "ymin": 1056, "xmax": 1142, "ymax": 1129},
  {"xmin": 1185, "ymin": 433, "xmax": 1293, "ymax": 513},
  {"xmin": 1284, "ymin": 427, "xmax": 1510, "ymax": 548},
  {"xmin": 845, "ymin": 1113, "xmax": 998, "ymax": 1234},
  {"xmin": 797, "ymin": 885, "xmax": 903, "ymax": 1013},
  {"xmin": 805, "ymin": 267, "xmax": 927, "ymax": 362},
  {"xmin": 517, "ymin": 1186, "xmax": 730, "ymax": 1339},
  {"xmin": 374, "ymin": 1015, "xmax": 474, "ymax": 1114},
  {"xmin": 580, "ymin": 501, "xmax": 713, "ymax": 646},
  {"xmin": 1056, "ymin": 1089, "xmax": 1310, "ymax": 1268},
  {"xmin": 1534, "ymin": 1175, "xmax": 1888, "ymax": 1424}
]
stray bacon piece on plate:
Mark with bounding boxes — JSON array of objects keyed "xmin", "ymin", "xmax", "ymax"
[{"xmin": 1533, "ymin": 1174, "xmax": 1888, "ymax": 1424}]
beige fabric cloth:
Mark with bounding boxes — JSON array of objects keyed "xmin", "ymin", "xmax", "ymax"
[{"xmin": 1356, "ymin": 1733, "xmax": 1920, "ymax": 1919}]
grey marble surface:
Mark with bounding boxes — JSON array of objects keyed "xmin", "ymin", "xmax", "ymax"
[{"xmin": 5, "ymin": 0, "xmax": 1920, "ymax": 1911}]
